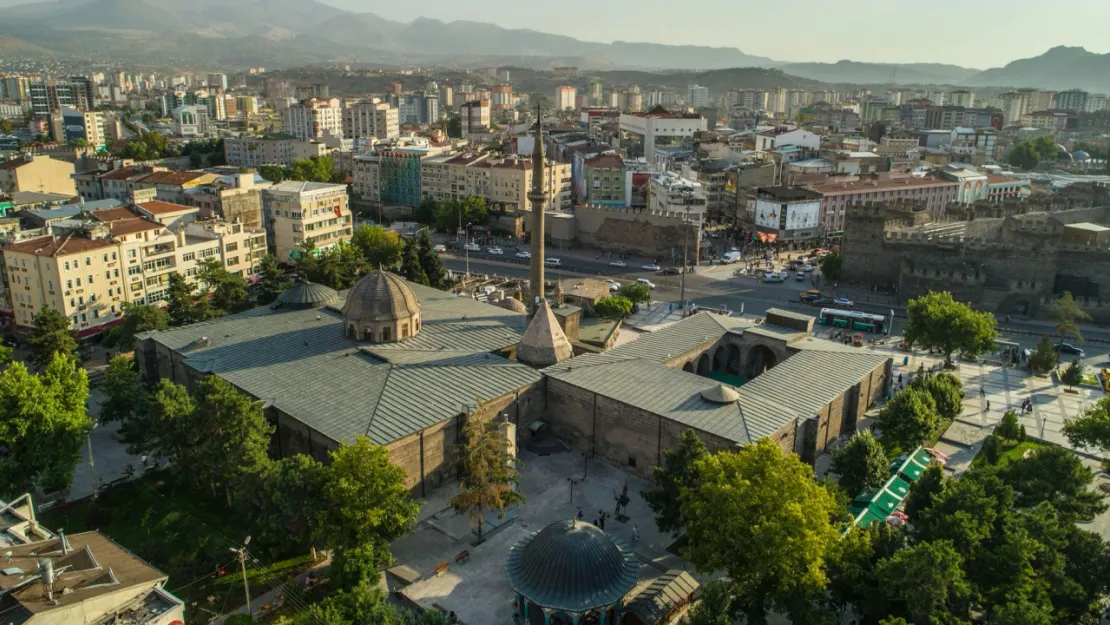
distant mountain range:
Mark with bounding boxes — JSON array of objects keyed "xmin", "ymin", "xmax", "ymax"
[{"xmin": 0, "ymin": 0, "xmax": 1108, "ymax": 94}]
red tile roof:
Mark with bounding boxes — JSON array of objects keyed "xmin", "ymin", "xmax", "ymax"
[
  {"xmin": 4, "ymin": 234, "xmax": 117, "ymax": 257},
  {"xmin": 137, "ymin": 170, "xmax": 206, "ymax": 185},
  {"xmin": 106, "ymin": 217, "xmax": 163, "ymax": 237},
  {"xmin": 810, "ymin": 175, "xmax": 957, "ymax": 195},
  {"xmin": 92, "ymin": 207, "xmax": 141, "ymax": 222},
  {"xmin": 137, "ymin": 200, "xmax": 196, "ymax": 215}
]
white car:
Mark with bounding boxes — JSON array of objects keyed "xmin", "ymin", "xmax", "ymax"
[
  {"xmin": 515, "ymin": 251, "xmax": 531, "ymax": 259},
  {"xmin": 802, "ymin": 264, "xmax": 814, "ymax": 273},
  {"xmin": 763, "ymin": 273, "xmax": 785, "ymax": 283},
  {"xmin": 637, "ymin": 278, "xmax": 656, "ymax": 289},
  {"xmin": 609, "ymin": 260, "xmax": 627, "ymax": 268},
  {"xmin": 834, "ymin": 297, "xmax": 854, "ymax": 308},
  {"xmin": 544, "ymin": 258, "xmax": 562, "ymax": 267},
  {"xmin": 487, "ymin": 247, "xmax": 503, "ymax": 255},
  {"xmin": 641, "ymin": 263, "xmax": 661, "ymax": 271},
  {"xmin": 463, "ymin": 243, "xmax": 480, "ymax": 252},
  {"xmin": 433, "ymin": 244, "xmax": 446, "ymax": 254},
  {"xmin": 608, "ymin": 280, "xmax": 621, "ymax": 292}
]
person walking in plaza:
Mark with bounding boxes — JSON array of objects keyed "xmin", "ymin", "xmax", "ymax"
[{"xmin": 632, "ymin": 525, "xmax": 639, "ymax": 542}]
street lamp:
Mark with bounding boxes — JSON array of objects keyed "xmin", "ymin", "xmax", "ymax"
[{"xmin": 464, "ymin": 222, "xmax": 474, "ymax": 277}]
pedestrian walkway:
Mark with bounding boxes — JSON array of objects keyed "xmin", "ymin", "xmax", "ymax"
[
  {"xmin": 213, "ymin": 555, "xmax": 333, "ymax": 624},
  {"xmin": 624, "ymin": 302, "xmax": 685, "ymax": 332}
]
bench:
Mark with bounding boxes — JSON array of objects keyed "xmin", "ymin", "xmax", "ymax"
[
  {"xmin": 454, "ymin": 550, "xmax": 470, "ymax": 564},
  {"xmin": 435, "ymin": 562, "xmax": 449, "ymax": 576}
]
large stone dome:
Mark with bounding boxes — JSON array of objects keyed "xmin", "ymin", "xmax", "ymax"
[
  {"xmin": 505, "ymin": 519, "xmax": 639, "ymax": 613},
  {"xmin": 342, "ymin": 271, "xmax": 422, "ymax": 342}
]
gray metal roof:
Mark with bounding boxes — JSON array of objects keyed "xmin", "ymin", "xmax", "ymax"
[
  {"xmin": 140, "ymin": 282, "xmax": 540, "ymax": 446},
  {"xmin": 624, "ymin": 569, "xmax": 700, "ymax": 624},
  {"xmin": 505, "ymin": 520, "xmax": 639, "ymax": 613},
  {"xmin": 277, "ymin": 282, "xmax": 339, "ymax": 308},
  {"xmin": 602, "ymin": 312, "xmax": 755, "ymax": 364},
  {"xmin": 740, "ymin": 350, "xmax": 888, "ymax": 422}
]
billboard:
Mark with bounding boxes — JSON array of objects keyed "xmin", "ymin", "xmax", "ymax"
[
  {"xmin": 784, "ymin": 201, "xmax": 820, "ymax": 231},
  {"xmin": 62, "ymin": 110, "xmax": 86, "ymax": 144},
  {"xmin": 571, "ymin": 152, "xmax": 586, "ymax": 203},
  {"xmin": 724, "ymin": 171, "xmax": 737, "ymax": 195},
  {"xmin": 628, "ymin": 172, "xmax": 652, "ymax": 207},
  {"xmin": 754, "ymin": 199, "xmax": 781, "ymax": 229}
]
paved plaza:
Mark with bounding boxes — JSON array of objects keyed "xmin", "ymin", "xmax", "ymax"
[{"xmin": 391, "ymin": 446, "xmax": 701, "ymax": 625}]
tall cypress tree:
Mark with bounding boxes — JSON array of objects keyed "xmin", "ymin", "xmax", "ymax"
[
  {"xmin": 399, "ymin": 238, "xmax": 428, "ymax": 286},
  {"xmin": 417, "ymin": 230, "xmax": 446, "ymax": 289}
]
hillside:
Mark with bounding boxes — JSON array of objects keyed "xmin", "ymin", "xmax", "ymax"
[
  {"xmin": 779, "ymin": 60, "xmax": 979, "ymax": 86},
  {"xmin": 963, "ymin": 46, "xmax": 1110, "ymax": 92}
]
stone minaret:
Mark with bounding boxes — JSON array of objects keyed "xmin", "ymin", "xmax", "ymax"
[{"xmin": 528, "ymin": 107, "xmax": 545, "ymax": 311}]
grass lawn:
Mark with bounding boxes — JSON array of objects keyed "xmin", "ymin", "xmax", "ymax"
[
  {"xmin": 972, "ymin": 439, "xmax": 1052, "ymax": 468},
  {"xmin": 39, "ymin": 472, "xmax": 313, "ymax": 621}
]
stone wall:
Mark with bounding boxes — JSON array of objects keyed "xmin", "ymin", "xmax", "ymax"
[{"xmin": 523, "ymin": 205, "xmax": 700, "ymax": 258}]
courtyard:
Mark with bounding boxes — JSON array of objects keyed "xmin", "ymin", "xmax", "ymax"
[{"xmin": 390, "ymin": 444, "xmax": 699, "ymax": 625}]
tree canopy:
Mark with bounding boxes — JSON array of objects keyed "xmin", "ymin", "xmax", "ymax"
[
  {"xmin": 903, "ymin": 291, "xmax": 998, "ymax": 366},
  {"xmin": 1051, "ymin": 291, "xmax": 1091, "ymax": 342},
  {"xmin": 876, "ymin": 387, "xmax": 942, "ymax": 451},
  {"xmin": 351, "ymin": 225, "xmax": 404, "ymax": 271},
  {"xmin": 831, "ymin": 431, "xmax": 889, "ymax": 496},
  {"xmin": 416, "ymin": 230, "xmax": 446, "ymax": 289},
  {"xmin": 256, "ymin": 254, "xmax": 291, "ymax": 305},
  {"xmin": 1028, "ymin": 335, "xmax": 1059, "ymax": 371},
  {"xmin": 594, "ymin": 296, "xmax": 633, "ymax": 319},
  {"xmin": 909, "ymin": 371, "xmax": 963, "ymax": 422},
  {"xmin": 103, "ymin": 302, "xmax": 169, "ymax": 350},
  {"xmin": 680, "ymin": 439, "xmax": 840, "ymax": 624},
  {"xmin": 27, "ymin": 307, "xmax": 78, "ymax": 369},
  {"xmin": 643, "ymin": 429, "xmax": 708, "ymax": 537},
  {"xmin": 1063, "ymin": 396, "xmax": 1110, "ymax": 454},
  {"xmin": 618, "ymin": 282, "xmax": 651, "ymax": 306},
  {"xmin": 449, "ymin": 415, "xmax": 524, "ymax": 539},
  {"xmin": 819, "ymin": 250, "xmax": 842, "ymax": 281}
]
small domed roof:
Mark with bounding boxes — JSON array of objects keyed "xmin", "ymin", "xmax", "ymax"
[
  {"xmin": 342, "ymin": 271, "xmax": 420, "ymax": 323},
  {"xmin": 506, "ymin": 519, "xmax": 639, "ymax": 613},
  {"xmin": 278, "ymin": 282, "xmax": 338, "ymax": 309},
  {"xmin": 1073, "ymin": 150, "xmax": 1090, "ymax": 161},
  {"xmin": 701, "ymin": 384, "xmax": 740, "ymax": 403},
  {"xmin": 500, "ymin": 297, "xmax": 527, "ymax": 313}
]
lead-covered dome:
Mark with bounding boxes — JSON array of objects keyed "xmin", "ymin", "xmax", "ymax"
[
  {"xmin": 342, "ymin": 271, "xmax": 422, "ymax": 342},
  {"xmin": 505, "ymin": 519, "xmax": 639, "ymax": 613},
  {"xmin": 278, "ymin": 281, "xmax": 338, "ymax": 309}
]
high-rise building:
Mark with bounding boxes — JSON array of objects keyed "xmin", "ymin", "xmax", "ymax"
[
  {"xmin": 1056, "ymin": 89, "xmax": 1089, "ymax": 112},
  {"xmin": 459, "ymin": 99, "xmax": 491, "ymax": 136},
  {"xmin": 29, "ymin": 79, "xmax": 92, "ymax": 115},
  {"xmin": 687, "ymin": 85, "xmax": 709, "ymax": 108},
  {"xmin": 554, "ymin": 86, "xmax": 577, "ymax": 111},
  {"xmin": 343, "ymin": 100, "xmax": 400, "ymax": 142},
  {"xmin": 491, "ymin": 84, "xmax": 513, "ymax": 110},
  {"xmin": 262, "ymin": 181, "xmax": 351, "ymax": 261},
  {"xmin": 281, "ymin": 98, "xmax": 343, "ymax": 140},
  {"xmin": 946, "ymin": 90, "xmax": 975, "ymax": 108},
  {"xmin": 207, "ymin": 73, "xmax": 228, "ymax": 91},
  {"xmin": 588, "ymin": 79, "xmax": 603, "ymax": 107}
]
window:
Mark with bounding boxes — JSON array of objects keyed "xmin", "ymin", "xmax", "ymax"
[
  {"xmin": 103, "ymin": 254, "xmax": 108, "ymax": 262},
  {"xmin": 88, "ymin": 275, "xmax": 93, "ymax": 284},
  {"xmin": 47, "ymin": 281, "xmax": 52, "ymax": 291},
  {"xmin": 381, "ymin": 327, "xmax": 391, "ymax": 341},
  {"xmin": 85, "ymin": 257, "xmax": 90, "ymax": 266},
  {"xmin": 80, "ymin": 313, "xmax": 86, "ymax": 322},
  {"xmin": 71, "ymin": 315, "xmax": 78, "ymax": 326},
  {"xmin": 111, "ymin": 252, "xmax": 117, "ymax": 260},
  {"xmin": 66, "ymin": 280, "xmax": 72, "ymax": 289},
  {"xmin": 227, "ymin": 256, "xmax": 239, "ymax": 266},
  {"xmin": 105, "ymin": 271, "xmax": 110, "ymax": 280},
  {"xmin": 93, "ymin": 309, "xmax": 99, "ymax": 319},
  {"xmin": 75, "ymin": 277, "xmax": 81, "ymax": 286},
  {"xmin": 113, "ymin": 269, "xmax": 119, "ymax": 278},
  {"xmin": 128, "ymin": 265, "xmax": 141, "ymax": 276},
  {"xmin": 78, "ymin": 296, "xmax": 83, "ymax": 305},
  {"xmin": 64, "ymin": 261, "xmax": 70, "ymax": 270},
  {"xmin": 181, "ymin": 252, "xmax": 195, "ymax": 262},
  {"xmin": 128, "ymin": 249, "xmax": 137, "ymax": 259},
  {"xmin": 70, "ymin": 299, "xmax": 75, "ymax": 308}
]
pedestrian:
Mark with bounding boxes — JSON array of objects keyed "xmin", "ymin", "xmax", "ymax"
[
  {"xmin": 898, "ymin": 373, "xmax": 903, "ymax": 385},
  {"xmin": 577, "ymin": 508, "xmax": 583, "ymax": 520},
  {"xmin": 599, "ymin": 516, "xmax": 605, "ymax": 530},
  {"xmin": 980, "ymin": 386, "xmax": 986, "ymax": 396},
  {"xmin": 632, "ymin": 525, "xmax": 639, "ymax": 541},
  {"xmin": 986, "ymin": 400, "xmax": 991, "ymax": 412},
  {"xmin": 593, "ymin": 518, "xmax": 598, "ymax": 526}
]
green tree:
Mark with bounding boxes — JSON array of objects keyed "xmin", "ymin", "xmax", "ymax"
[
  {"xmin": 680, "ymin": 439, "xmax": 840, "ymax": 624},
  {"xmin": 1051, "ymin": 291, "xmax": 1091, "ymax": 342},
  {"xmin": 330, "ymin": 542, "xmax": 390, "ymax": 591},
  {"xmin": 903, "ymin": 291, "xmax": 998, "ymax": 367},
  {"xmin": 0, "ymin": 354, "xmax": 92, "ymax": 497},
  {"xmin": 980, "ymin": 433, "xmax": 1002, "ymax": 464},
  {"xmin": 594, "ymin": 296, "xmax": 633, "ymax": 319},
  {"xmin": 257, "ymin": 254, "xmax": 291, "ymax": 305},
  {"xmin": 642, "ymin": 429, "xmax": 708, "ymax": 537},
  {"xmin": 99, "ymin": 355, "xmax": 145, "ymax": 425},
  {"xmin": 245, "ymin": 454, "xmax": 326, "ymax": 558},
  {"xmin": 904, "ymin": 464, "xmax": 946, "ymax": 520},
  {"xmin": 999, "ymin": 446, "xmax": 1107, "ymax": 521},
  {"xmin": 825, "ymin": 523, "xmax": 906, "ymax": 618},
  {"xmin": 1032, "ymin": 135, "xmax": 1060, "ymax": 161},
  {"xmin": 874, "ymin": 540, "xmax": 972, "ymax": 625},
  {"xmin": 415, "ymin": 198, "xmax": 438, "ymax": 225},
  {"xmin": 459, "ymin": 195, "xmax": 488, "ymax": 225},
  {"xmin": 399, "ymin": 238, "xmax": 428, "ymax": 285},
  {"xmin": 1064, "ymin": 396, "xmax": 1110, "ymax": 453},
  {"xmin": 103, "ymin": 302, "xmax": 169, "ymax": 350},
  {"xmin": 910, "ymin": 371, "xmax": 963, "ymax": 422},
  {"xmin": 445, "ymin": 114, "xmax": 462, "ymax": 138},
  {"xmin": 0, "ymin": 119, "xmax": 12, "ymax": 134},
  {"xmin": 913, "ymin": 471, "xmax": 1013, "ymax": 556},
  {"xmin": 990, "ymin": 602, "xmax": 1053, "ymax": 625},
  {"xmin": 198, "ymin": 258, "xmax": 249, "ymax": 314},
  {"xmin": 1028, "ymin": 335, "xmax": 1059, "ymax": 371},
  {"xmin": 416, "ymin": 230, "xmax": 446, "ymax": 288},
  {"xmin": 433, "ymin": 199, "xmax": 461, "ymax": 233},
  {"xmin": 682, "ymin": 579, "xmax": 734, "ymax": 625},
  {"xmin": 27, "ymin": 307, "xmax": 78, "ymax": 369},
  {"xmin": 831, "ymin": 430, "xmax": 889, "ymax": 496},
  {"xmin": 319, "ymin": 436, "xmax": 420, "ymax": 553},
  {"xmin": 449, "ymin": 415, "xmax": 525, "ymax": 540},
  {"xmin": 352, "ymin": 225, "xmax": 404, "ymax": 270},
  {"xmin": 119, "ymin": 378, "xmax": 192, "ymax": 460},
  {"xmin": 996, "ymin": 409, "xmax": 1023, "ymax": 441},
  {"xmin": 876, "ymin": 387, "xmax": 941, "ymax": 451},
  {"xmin": 179, "ymin": 376, "xmax": 274, "ymax": 505},
  {"xmin": 1062, "ymin": 359, "xmax": 1084, "ymax": 389},
  {"xmin": 166, "ymin": 273, "xmax": 203, "ymax": 326},
  {"xmin": 617, "ymin": 282, "xmax": 651, "ymax": 306},
  {"xmin": 258, "ymin": 164, "xmax": 286, "ymax": 183},
  {"xmin": 818, "ymin": 250, "xmax": 842, "ymax": 281}
]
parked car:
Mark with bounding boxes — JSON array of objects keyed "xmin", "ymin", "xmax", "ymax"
[
  {"xmin": 641, "ymin": 263, "xmax": 661, "ymax": 271},
  {"xmin": 487, "ymin": 247, "xmax": 503, "ymax": 255},
  {"xmin": 608, "ymin": 280, "xmax": 621, "ymax": 292},
  {"xmin": 463, "ymin": 242, "xmax": 480, "ymax": 252},
  {"xmin": 800, "ymin": 290, "xmax": 822, "ymax": 301},
  {"xmin": 544, "ymin": 258, "xmax": 562, "ymax": 267},
  {"xmin": 609, "ymin": 260, "xmax": 627, "ymax": 268},
  {"xmin": 515, "ymin": 251, "xmax": 531, "ymax": 259},
  {"xmin": 811, "ymin": 297, "xmax": 835, "ymax": 306},
  {"xmin": 795, "ymin": 273, "xmax": 805, "ymax": 281},
  {"xmin": 433, "ymin": 244, "xmax": 447, "ymax": 253},
  {"xmin": 763, "ymin": 273, "xmax": 785, "ymax": 284},
  {"xmin": 663, "ymin": 267, "xmax": 681, "ymax": 275},
  {"xmin": 637, "ymin": 278, "xmax": 656, "ymax": 289},
  {"xmin": 802, "ymin": 264, "xmax": 814, "ymax": 273},
  {"xmin": 833, "ymin": 297, "xmax": 854, "ymax": 308},
  {"xmin": 1055, "ymin": 343, "xmax": 1085, "ymax": 357}
]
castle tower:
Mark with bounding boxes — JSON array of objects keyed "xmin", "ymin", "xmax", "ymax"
[{"xmin": 528, "ymin": 107, "xmax": 546, "ymax": 312}]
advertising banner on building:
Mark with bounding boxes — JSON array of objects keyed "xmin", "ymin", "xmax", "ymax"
[
  {"xmin": 784, "ymin": 201, "xmax": 820, "ymax": 231},
  {"xmin": 754, "ymin": 199, "xmax": 781, "ymax": 230}
]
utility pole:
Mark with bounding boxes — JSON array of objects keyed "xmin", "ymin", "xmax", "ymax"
[
  {"xmin": 680, "ymin": 207, "xmax": 689, "ymax": 316},
  {"xmin": 230, "ymin": 536, "xmax": 252, "ymax": 619},
  {"xmin": 86, "ymin": 421, "xmax": 99, "ymax": 501}
]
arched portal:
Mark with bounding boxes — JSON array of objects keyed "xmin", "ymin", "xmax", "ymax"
[
  {"xmin": 696, "ymin": 353, "xmax": 711, "ymax": 376},
  {"xmin": 683, "ymin": 361, "xmax": 695, "ymax": 373},
  {"xmin": 747, "ymin": 345, "xmax": 779, "ymax": 379}
]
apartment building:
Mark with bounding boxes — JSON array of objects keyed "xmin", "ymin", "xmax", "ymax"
[
  {"xmin": 28, "ymin": 78, "xmax": 93, "ymax": 116},
  {"xmin": 808, "ymin": 174, "xmax": 959, "ymax": 234},
  {"xmin": 261, "ymin": 181, "xmax": 351, "ymax": 261},
  {"xmin": 342, "ymin": 100, "xmax": 400, "ymax": 144},
  {"xmin": 281, "ymin": 98, "xmax": 343, "ymax": 140},
  {"xmin": 583, "ymin": 153, "xmax": 626, "ymax": 205},
  {"xmin": 554, "ymin": 86, "xmax": 577, "ymax": 111},
  {"xmin": 184, "ymin": 174, "xmax": 265, "ymax": 229},
  {"xmin": 3, "ymin": 203, "xmax": 265, "ymax": 334},
  {"xmin": 74, "ymin": 165, "xmax": 218, "ymax": 203},
  {"xmin": 223, "ymin": 134, "xmax": 328, "ymax": 168},
  {"xmin": 0, "ymin": 154, "xmax": 77, "ymax": 196},
  {"xmin": 648, "ymin": 171, "xmax": 707, "ymax": 218},
  {"xmin": 620, "ymin": 110, "xmax": 708, "ymax": 165},
  {"xmin": 459, "ymin": 99, "xmax": 491, "ymax": 137}
]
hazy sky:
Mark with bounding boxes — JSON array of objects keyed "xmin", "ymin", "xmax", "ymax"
[{"xmin": 317, "ymin": 0, "xmax": 1109, "ymax": 67}]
